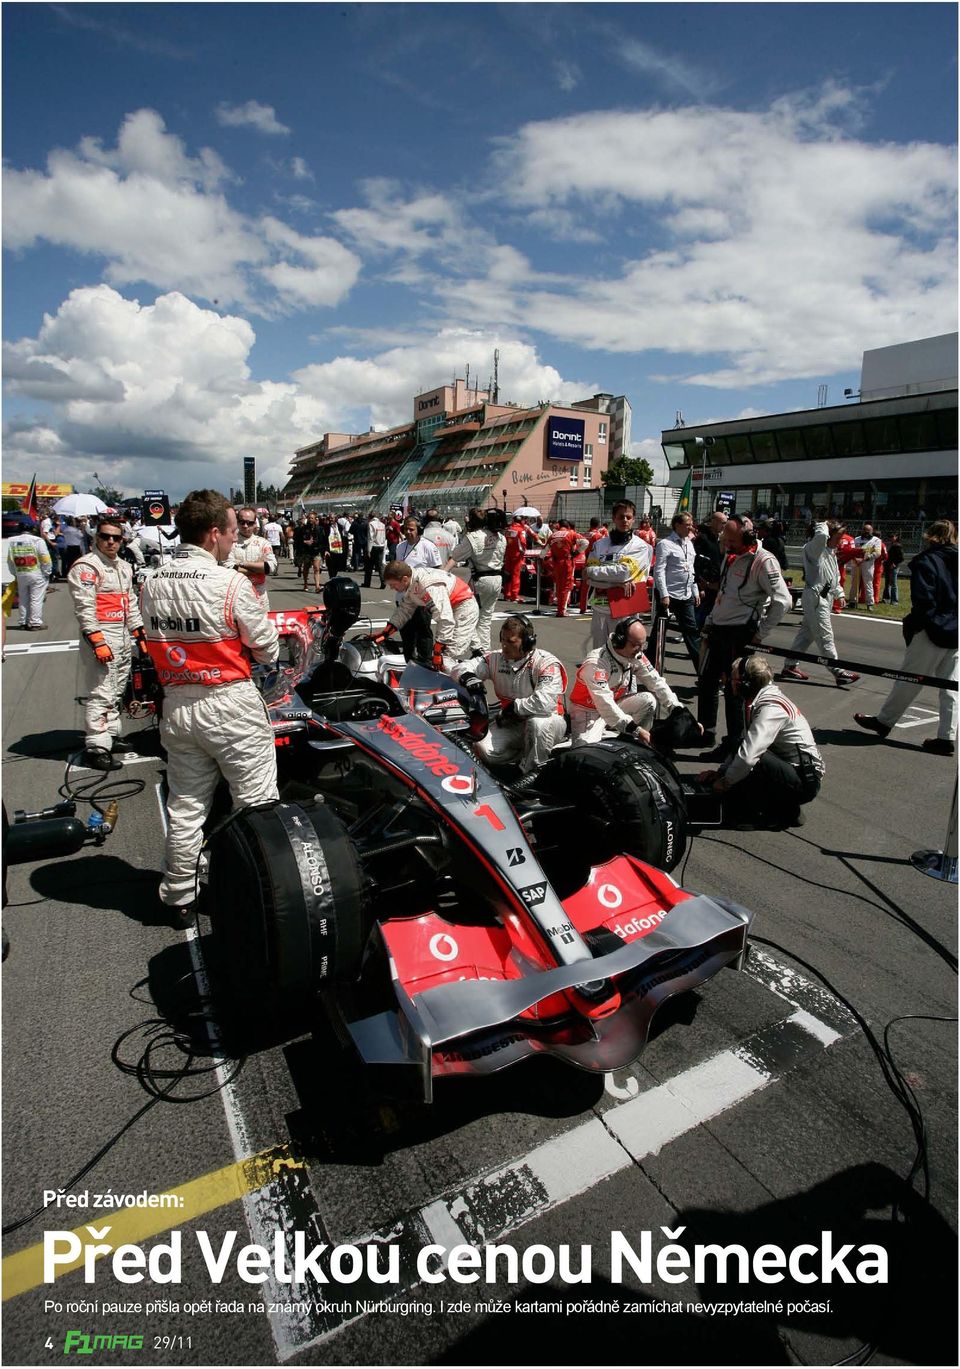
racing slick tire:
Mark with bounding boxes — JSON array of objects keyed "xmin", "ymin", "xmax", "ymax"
[
  {"xmin": 531, "ymin": 738, "xmax": 688, "ymax": 873},
  {"xmin": 207, "ymin": 802, "xmax": 370, "ymax": 1029}
]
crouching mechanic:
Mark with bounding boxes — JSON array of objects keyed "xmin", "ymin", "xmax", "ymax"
[
  {"xmin": 453, "ymin": 615, "xmax": 567, "ymax": 775},
  {"xmin": 68, "ymin": 518, "xmax": 147, "ymax": 770},
  {"xmin": 140, "ymin": 490, "xmax": 280, "ymax": 921},
  {"xmin": 698, "ymin": 655, "xmax": 823, "ymax": 828},
  {"xmin": 569, "ymin": 614, "xmax": 688, "ymax": 746},
  {"xmin": 378, "ymin": 560, "xmax": 479, "ymax": 670}
]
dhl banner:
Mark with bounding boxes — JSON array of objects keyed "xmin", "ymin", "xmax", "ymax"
[{"xmin": 2, "ymin": 483, "xmax": 75, "ymax": 497}]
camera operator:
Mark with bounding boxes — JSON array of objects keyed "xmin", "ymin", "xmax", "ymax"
[
  {"xmin": 140, "ymin": 490, "xmax": 279, "ymax": 922},
  {"xmin": 699, "ymin": 654, "xmax": 823, "ymax": 829}
]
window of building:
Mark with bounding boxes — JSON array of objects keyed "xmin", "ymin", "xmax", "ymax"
[
  {"xmin": 585, "ymin": 443, "xmax": 593, "ymax": 459},
  {"xmin": 598, "ymin": 422, "xmax": 607, "ymax": 443},
  {"xmin": 804, "ymin": 426, "xmax": 833, "ymax": 460},
  {"xmin": 863, "ymin": 416, "xmax": 900, "ymax": 454},
  {"xmin": 725, "ymin": 433, "xmax": 753, "ymax": 462},
  {"xmin": 935, "ymin": 407, "xmax": 958, "ymax": 448},
  {"xmin": 749, "ymin": 431, "xmax": 778, "ymax": 463},
  {"xmin": 569, "ymin": 470, "xmax": 579, "ymax": 486},
  {"xmin": 897, "ymin": 412, "xmax": 939, "ymax": 451},
  {"xmin": 831, "ymin": 421, "xmax": 866, "ymax": 458},
  {"xmin": 775, "ymin": 428, "xmax": 807, "ymax": 461}
]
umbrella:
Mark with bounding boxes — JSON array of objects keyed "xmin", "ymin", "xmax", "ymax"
[
  {"xmin": 53, "ymin": 493, "xmax": 109, "ymax": 518},
  {"xmin": 514, "ymin": 505, "xmax": 541, "ymax": 518}
]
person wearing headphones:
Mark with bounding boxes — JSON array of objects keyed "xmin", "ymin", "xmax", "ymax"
[
  {"xmin": 378, "ymin": 559, "xmax": 479, "ymax": 671},
  {"xmin": 453, "ymin": 615, "xmax": 567, "ymax": 775},
  {"xmin": 569, "ymin": 614, "xmax": 690, "ymax": 746},
  {"xmin": 698, "ymin": 654, "xmax": 824, "ymax": 828},
  {"xmin": 698, "ymin": 514, "xmax": 791, "ymax": 759}
]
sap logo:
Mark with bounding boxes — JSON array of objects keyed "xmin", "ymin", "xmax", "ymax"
[{"xmin": 518, "ymin": 882, "xmax": 547, "ymax": 908}]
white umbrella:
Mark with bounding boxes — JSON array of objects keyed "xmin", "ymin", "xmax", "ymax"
[
  {"xmin": 514, "ymin": 505, "xmax": 541, "ymax": 518},
  {"xmin": 53, "ymin": 493, "xmax": 109, "ymax": 518}
]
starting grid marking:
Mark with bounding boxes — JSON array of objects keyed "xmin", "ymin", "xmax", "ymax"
[
  {"xmin": 250, "ymin": 947, "xmax": 857, "ymax": 1359},
  {"xmin": 3, "ymin": 638, "xmax": 79, "ymax": 656}
]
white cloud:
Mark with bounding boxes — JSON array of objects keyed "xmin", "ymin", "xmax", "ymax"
[
  {"xmin": 3, "ymin": 110, "xmax": 360, "ymax": 316},
  {"xmin": 331, "ymin": 179, "xmax": 460, "ymax": 257},
  {"xmin": 482, "ymin": 92, "xmax": 957, "ymax": 384},
  {"xmin": 3, "ymin": 293, "xmax": 595, "ymax": 499},
  {"xmin": 291, "ymin": 156, "xmax": 313, "ymax": 181},
  {"xmin": 215, "ymin": 100, "xmax": 290, "ymax": 136},
  {"xmin": 554, "ymin": 61, "xmax": 580, "ymax": 93}
]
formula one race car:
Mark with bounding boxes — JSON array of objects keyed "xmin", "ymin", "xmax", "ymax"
[{"xmin": 205, "ymin": 579, "xmax": 752, "ymax": 1101}]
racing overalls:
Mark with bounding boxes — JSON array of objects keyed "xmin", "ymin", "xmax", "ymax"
[
  {"xmin": 454, "ymin": 647, "xmax": 567, "ymax": 774},
  {"xmin": 546, "ymin": 529, "xmax": 582, "ymax": 616},
  {"xmin": 448, "ymin": 528, "xmax": 506, "ymax": 652},
  {"xmin": 502, "ymin": 521, "xmax": 530, "ymax": 601},
  {"xmin": 7, "ymin": 533, "xmax": 52, "ymax": 628},
  {"xmin": 68, "ymin": 549, "xmax": 144, "ymax": 751},
  {"xmin": 388, "ymin": 567, "xmax": 479, "ymax": 671},
  {"xmin": 140, "ymin": 545, "xmax": 280, "ymax": 908},
  {"xmin": 584, "ymin": 532, "xmax": 652, "ymax": 647},
  {"xmin": 784, "ymin": 523, "xmax": 844, "ymax": 680},
  {"xmin": 227, "ymin": 533, "xmax": 277, "ymax": 609},
  {"xmin": 569, "ymin": 641, "xmax": 679, "ymax": 745}
]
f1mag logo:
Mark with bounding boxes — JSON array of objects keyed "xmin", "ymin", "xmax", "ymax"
[{"xmin": 518, "ymin": 882, "xmax": 547, "ymax": 908}]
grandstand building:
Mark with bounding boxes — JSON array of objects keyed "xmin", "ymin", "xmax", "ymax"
[
  {"xmin": 281, "ymin": 379, "xmax": 628, "ymax": 518},
  {"xmin": 661, "ymin": 333, "xmax": 958, "ymax": 525}
]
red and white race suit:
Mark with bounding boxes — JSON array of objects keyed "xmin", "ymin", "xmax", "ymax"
[
  {"xmin": 227, "ymin": 534, "xmax": 277, "ymax": 608},
  {"xmin": 68, "ymin": 549, "xmax": 143, "ymax": 751},
  {"xmin": 448, "ymin": 528, "xmax": 506, "ymax": 652},
  {"xmin": 502, "ymin": 521, "xmax": 530, "ymax": 601},
  {"xmin": 454, "ymin": 647, "xmax": 567, "ymax": 773},
  {"xmin": 140, "ymin": 545, "xmax": 279, "ymax": 907},
  {"xmin": 546, "ymin": 528, "xmax": 583, "ymax": 616},
  {"xmin": 389, "ymin": 566, "xmax": 479, "ymax": 668},
  {"xmin": 569, "ymin": 641, "xmax": 679, "ymax": 744}
]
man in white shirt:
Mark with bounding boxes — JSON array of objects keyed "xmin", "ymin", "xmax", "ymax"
[
  {"xmin": 699, "ymin": 654, "xmax": 823, "ymax": 829},
  {"xmin": 263, "ymin": 516, "xmax": 284, "ymax": 574},
  {"xmin": 364, "ymin": 510, "xmax": 388, "ymax": 589},
  {"xmin": 653, "ymin": 511, "xmax": 701, "ymax": 669}
]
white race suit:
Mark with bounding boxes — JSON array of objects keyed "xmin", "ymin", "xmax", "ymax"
[
  {"xmin": 140, "ymin": 546, "xmax": 280, "ymax": 908},
  {"xmin": 68, "ymin": 549, "xmax": 143, "ymax": 751}
]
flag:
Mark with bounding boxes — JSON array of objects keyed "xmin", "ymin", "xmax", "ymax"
[
  {"xmin": 20, "ymin": 474, "xmax": 39, "ymax": 522},
  {"xmin": 676, "ymin": 469, "xmax": 692, "ymax": 514}
]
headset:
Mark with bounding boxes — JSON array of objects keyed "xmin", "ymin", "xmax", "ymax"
[
  {"xmin": 609, "ymin": 613, "xmax": 645, "ymax": 651},
  {"xmin": 733, "ymin": 654, "xmax": 770, "ymax": 699},
  {"xmin": 728, "ymin": 515, "xmax": 757, "ymax": 548},
  {"xmin": 502, "ymin": 613, "xmax": 537, "ymax": 653}
]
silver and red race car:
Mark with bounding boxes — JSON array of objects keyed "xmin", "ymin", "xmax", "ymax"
[{"xmin": 205, "ymin": 579, "xmax": 753, "ymax": 1101}]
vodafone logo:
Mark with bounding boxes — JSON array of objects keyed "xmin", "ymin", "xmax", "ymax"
[
  {"xmin": 165, "ymin": 645, "xmax": 188, "ymax": 668},
  {"xmin": 597, "ymin": 884, "xmax": 623, "ymax": 909},
  {"xmin": 441, "ymin": 775, "xmax": 473, "ymax": 795},
  {"xmin": 429, "ymin": 933, "xmax": 459, "ymax": 962}
]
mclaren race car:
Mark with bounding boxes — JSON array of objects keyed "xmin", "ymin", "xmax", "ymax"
[{"xmin": 205, "ymin": 578, "xmax": 753, "ymax": 1102}]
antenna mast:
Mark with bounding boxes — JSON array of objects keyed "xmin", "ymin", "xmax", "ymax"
[{"xmin": 493, "ymin": 348, "xmax": 500, "ymax": 404}]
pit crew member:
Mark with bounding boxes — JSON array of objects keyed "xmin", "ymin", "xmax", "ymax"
[
  {"xmin": 379, "ymin": 560, "xmax": 479, "ymax": 670},
  {"xmin": 584, "ymin": 501, "xmax": 652, "ymax": 648},
  {"xmin": 569, "ymin": 614, "xmax": 686, "ymax": 746},
  {"xmin": 454, "ymin": 615, "xmax": 566, "ymax": 774},
  {"xmin": 226, "ymin": 506, "xmax": 277, "ymax": 607},
  {"xmin": 699, "ymin": 654, "xmax": 824, "ymax": 828},
  {"xmin": 446, "ymin": 507, "xmax": 507, "ymax": 652},
  {"xmin": 68, "ymin": 519, "xmax": 145, "ymax": 770},
  {"xmin": 7, "ymin": 520, "xmax": 52, "ymax": 631},
  {"xmin": 698, "ymin": 514, "xmax": 791, "ymax": 758},
  {"xmin": 140, "ymin": 489, "xmax": 279, "ymax": 920},
  {"xmin": 546, "ymin": 521, "xmax": 586, "ymax": 618},
  {"xmin": 780, "ymin": 520, "xmax": 859, "ymax": 688}
]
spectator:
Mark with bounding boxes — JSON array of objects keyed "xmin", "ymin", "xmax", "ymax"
[
  {"xmin": 364, "ymin": 510, "xmax": 388, "ymax": 589},
  {"xmin": 693, "ymin": 511, "xmax": 728, "ymax": 629},
  {"xmin": 61, "ymin": 518, "xmax": 87, "ymax": 573},
  {"xmin": 326, "ymin": 515, "xmax": 348, "ymax": 577},
  {"xmin": 349, "ymin": 513, "xmax": 368, "ymax": 571},
  {"xmin": 757, "ymin": 520, "xmax": 788, "ymax": 571},
  {"xmin": 263, "ymin": 514, "xmax": 284, "ymax": 572},
  {"xmin": 294, "ymin": 514, "xmax": 325, "ymax": 592},
  {"xmin": 855, "ymin": 520, "xmax": 958, "ymax": 756},
  {"xmin": 882, "ymin": 532, "xmax": 904, "ymax": 604},
  {"xmin": 653, "ymin": 512, "xmax": 701, "ymax": 669}
]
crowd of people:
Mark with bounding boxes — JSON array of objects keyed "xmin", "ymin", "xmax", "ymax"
[{"xmin": 3, "ymin": 488, "xmax": 956, "ymax": 919}]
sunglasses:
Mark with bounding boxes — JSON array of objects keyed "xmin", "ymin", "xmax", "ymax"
[
  {"xmin": 98, "ymin": 533, "xmax": 123, "ymax": 542},
  {"xmin": 237, "ymin": 519, "xmax": 257, "ymax": 527}
]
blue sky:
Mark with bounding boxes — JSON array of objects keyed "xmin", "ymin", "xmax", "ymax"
[{"xmin": 3, "ymin": 2, "xmax": 957, "ymax": 499}]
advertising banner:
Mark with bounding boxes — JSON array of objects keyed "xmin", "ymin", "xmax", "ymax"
[
  {"xmin": 243, "ymin": 458, "xmax": 256, "ymax": 507},
  {"xmin": 142, "ymin": 491, "xmax": 171, "ymax": 526},
  {"xmin": 546, "ymin": 416, "xmax": 585, "ymax": 463},
  {"xmin": 2, "ymin": 483, "xmax": 74, "ymax": 498}
]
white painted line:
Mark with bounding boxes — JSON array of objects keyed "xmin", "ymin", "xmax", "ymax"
[
  {"xmin": 788, "ymin": 1008, "xmax": 842, "ymax": 1048},
  {"xmin": 4, "ymin": 639, "xmax": 79, "ymax": 656},
  {"xmin": 153, "ymin": 778, "xmax": 310, "ymax": 1359}
]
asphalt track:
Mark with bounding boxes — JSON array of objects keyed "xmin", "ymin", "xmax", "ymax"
[{"xmin": 2, "ymin": 565, "xmax": 957, "ymax": 1367}]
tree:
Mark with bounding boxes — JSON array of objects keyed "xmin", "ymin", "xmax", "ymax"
[{"xmin": 601, "ymin": 455, "xmax": 655, "ymax": 488}]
